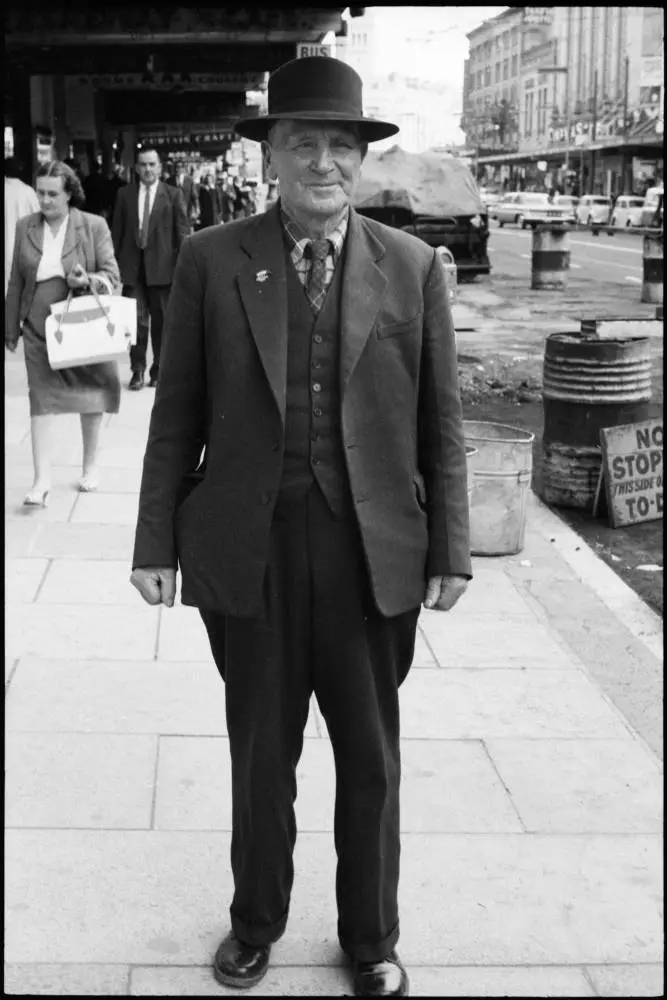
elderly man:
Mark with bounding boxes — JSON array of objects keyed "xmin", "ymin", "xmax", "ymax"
[{"xmin": 131, "ymin": 57, "xmax": 471, "ymax": 997}]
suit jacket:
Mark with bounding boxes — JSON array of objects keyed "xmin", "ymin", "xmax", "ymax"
[
  {"xmin": 111, "ymin": 180, "xmax": 189, "ymax": 287},
  {"xmin": 4, "ymin": 207, "xmax": 121, "ymax": 348},
  {"xmin": 132, "ymin": 205, "xmax": 472, "ymax": 616}
]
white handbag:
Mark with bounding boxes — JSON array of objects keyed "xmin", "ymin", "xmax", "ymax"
[{"xmin": 45, "ymin": 280, "xmax": 137, "ymax": 370}]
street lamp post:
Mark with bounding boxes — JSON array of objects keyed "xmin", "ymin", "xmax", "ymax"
[{"xmin": 538, "ymin": 64, "xmax": 570, "ymax": 192}]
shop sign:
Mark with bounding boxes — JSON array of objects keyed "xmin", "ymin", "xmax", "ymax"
[
  {"xmin": 641, "ymin": 57, "xmax": 663, "ymax": 89},
  {"xmin": 69, "ymin": 72, "xmax": 266, "ymax": 91},
  {"xmin": 139, "ymin": 130, "xmax": 235, "ymax": 149},
  {"xmin": 600, "ymin": 420, "xmax": 663, "ymax": 528}
]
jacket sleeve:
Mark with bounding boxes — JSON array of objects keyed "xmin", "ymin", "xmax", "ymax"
[
  {"xmin": 111, "ymin": 188, "xmax": 124, "ymax": 258},
  {"xmin": 417, "ymin": 250, "xmax": 472, "ymax": 580},
  {"xmin": 4, "ymin": 218, "xmax": 28, "ymax": 347},
  {"xmin": 132, "ymin": 238, "xmax": 206, "ymax": 569},
  {"xmin": 88, "ymin": 216, "xmax": 121, "ymax": 293},
  {"xmin": 172, "ymin": 186, "xmax": 191, "ymax": 249}
]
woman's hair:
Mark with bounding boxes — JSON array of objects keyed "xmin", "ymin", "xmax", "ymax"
[{"xmin": 35, "ymin": 160, "xmax": 86, "ymax": 208}]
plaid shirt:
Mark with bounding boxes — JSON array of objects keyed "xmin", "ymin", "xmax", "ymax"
[{"xmin": 280, "ymin": 206, "xmax": 348, "ymax": 306}]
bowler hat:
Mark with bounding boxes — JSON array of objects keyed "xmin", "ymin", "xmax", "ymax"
[{"xmin": 233, "ymin": 56, "xmax": 399, "ymax": 143}]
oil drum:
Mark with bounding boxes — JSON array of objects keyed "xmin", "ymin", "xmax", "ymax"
[
  {"xmin": 641, "ymin": 234, "xmax": 663, "ymax": 305},
  {"xmin": 531, "ymin": 224, "xmax": 570, "ymax": 291},
  {"xmin": 541, "ymin": 334, "xmax": 652, "ymax": 510}
]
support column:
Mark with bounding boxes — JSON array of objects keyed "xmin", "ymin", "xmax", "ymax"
[{"xmin": 7, "ymin": 62, "xmax": 33, "ymax": 181}]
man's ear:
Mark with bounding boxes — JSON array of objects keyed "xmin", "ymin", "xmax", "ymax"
[{"xmin": 261, "ymin": 141, "xmax": 278, "ymax": 182}]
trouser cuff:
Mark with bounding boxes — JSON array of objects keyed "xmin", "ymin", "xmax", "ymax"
[
  {"xmin": 339, "ymin": 919, "xmax": 400, "ymax": 963},
  {"xmin": 230, "ymin": 906, "xmax": 289, "ymax": 949}
]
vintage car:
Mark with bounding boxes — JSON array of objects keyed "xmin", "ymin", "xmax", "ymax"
[
  {"xmin": 575, "ymin": 195, "xmax": 612, "ymax": 225},
  {"xmin": 491, "ymin": 191, "xmax": 569, "ymax": 228},
  {"xmin": 554, "ymin": 194, "xmax": 579, "ymax": 224},
  {"xmin": 353, "ymin": 146, "xmax": 490, "ymax": 279},
  {"xmin": 639, "ymin": 186, "xmax": 663, "ymax": 228},
  {"xmin": 610, "ymin": 196, "xmax": 646, "ymax": 228}
]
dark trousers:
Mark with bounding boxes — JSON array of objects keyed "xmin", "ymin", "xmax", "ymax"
[
  {"xmin": 200, "ymin": 484, "xmax": 420, "ymax": 963},
  {"xmin": 124, "ymin": 257, "xmax": 171, "ymax": 378}
]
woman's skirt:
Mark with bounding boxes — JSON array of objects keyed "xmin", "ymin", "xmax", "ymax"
[{"xmin": 23, "ymin": 276, "xmax": 121, "ymax": 417}]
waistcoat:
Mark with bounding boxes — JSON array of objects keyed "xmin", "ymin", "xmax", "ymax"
[{"xmin": 279, "ymin": 241, "xmax": 350, "ymax": 517}]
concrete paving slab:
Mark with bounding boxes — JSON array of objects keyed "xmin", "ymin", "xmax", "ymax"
[
  {"xmin": 5, "ymin": 830, "xmax": 661, "ymax": 967},
  {"xmin": 23, "ymin": 522, "xmax": 136, "ymax": 560},
  {"xmin": 128, "ymin": 963, "xmax": 597, "ymax": 997},
  {"xmin": 130, "ymin": 964, "xmax": 352, "ymax": 996},
  {"xmin": 419, "ymin": 612, "xmax": 576, "ymax": 668},
  {"xmin": 398, "ymin": 669, "xmax": 629, "ymax": 740},
  {"xmin": 4, "ymin": 603, "xmax": 160, "ymax": 661},
  {"xmin": 37, "ymin": 559, "xmax": 139, "ymax": 605},
  {"xmin": 3, "ymin": 963, "xmax": 130, "ymax": 995},
  {"xmin": 452, "ymin": 568, "xmax": 538, "ymax": 617},
  {"xmin": 413, "ymin": 629, "xmax": 437, "ymax": 667},
  {"xmin": 4, "ymin": 486, "xmax": 79, "ymax": 523},
  {"xmin": 4, "ymin": 517, "xmax": 44, "ymax": 558},
  {"xmin": 5, "ymin": 557, "xmax": 49, "ymax": 602},
  {"xmin": 5, "ymin": 658, "xmax": 19, "ymax": 686},
  {"xmin": 585, "ymin": 963, "xmax": 664, "ymax": 998},
  {"xmin": 69, "ymin": 492, "xmax": 140, "ymax": 525},
  {"xmin": 5, "ymin": 462, "xmax": 144, "ymax": 493},
  {"xmin": 484, "ymin": 738, "xmax": 663, "ymax": 834},
  {"xmin": 4, "ymin": 658, "xmax": 318, "ymax": 739},
  {"xmin": 154, "ymin": 736, "xmax": 522, "ymax": 834},
  {"xmin": 5, "ymin": 732, "xmax": 157, "ymax": 829},
  {"xmin": 96, "ymin": 443, "xmax": 150, "ymax": 469},
  {"xmin": 157, "ymin": 605, "xmax": 216, "ymax": 662}
]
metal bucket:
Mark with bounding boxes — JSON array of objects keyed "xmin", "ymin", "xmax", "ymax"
[
  {"xmin": 541, "ymin": 334, "xmax": 652, "ymax": 510},
  {"xmin": 531, "ymin": 224, "xmax": 571, "ymax": 291},
  {"xmin": 463, "ymin": 421, "xmax": 534, "ymax": 556},
  {"xmin": 436, "ymin": 245, "xmax": 458, "ymax": 304}
]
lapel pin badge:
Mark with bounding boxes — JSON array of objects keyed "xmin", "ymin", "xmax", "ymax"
[{"xmin": 255, "ymin": 269, "xmax": 271, "ymax": 283}]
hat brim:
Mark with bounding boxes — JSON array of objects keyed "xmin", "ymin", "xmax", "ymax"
[{"xmin": 233, "ymin": 112, "xmax": 399, "ymax": 143}]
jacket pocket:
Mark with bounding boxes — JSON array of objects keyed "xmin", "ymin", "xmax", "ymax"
[{"xmin": 376, "ymin": 313, "xmax": 422, "ymax": 339}]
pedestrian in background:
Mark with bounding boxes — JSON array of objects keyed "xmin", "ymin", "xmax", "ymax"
[
  {"xmin": 5, "ymin": 155, "xmax": 40, "ymax": 297},
  {"xmin": 196, "ymin": 172, "xmax": 220, "ymax": 230},
  {"xmin": 174, "ymin": 163, "xmax": 200, "ymax": 231},
  {"xmin": 111, "ymin": 145, "xmax": 189, "ymax": 391},
  {"xmin": 104, "ymin": 163, "xmax": 127, "ymax": 223},
  {"xmin": 82, "ymin": 160, "xmax": 109, "ymax": 218},
  {"xmin": 130, "ymin": 55, "xmax": 470, "ymax": 997},
  {"xmin": 5, "ymin": 159, "xmax": 121, "ymax": 506}
]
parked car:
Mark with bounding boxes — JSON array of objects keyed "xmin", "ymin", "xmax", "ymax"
[
  {"xmin": 554, "ymin": 194, "xmax": 579, "ymax": 224},
  {"xmin": 576, "ymin": 195, "xmax": 612, "ymax": 225},
  {"xmin": 639, "ymin": 186, "xmax": 663, "ymax": 228},
  {"xmin": 354, "ymin": 146, "xmax": 490, "ymax": 278},
  {"xmin": 610, "ymin": 196, "xmax": 646, "ymax": 228},
  {"xmin": 479, "ymin": 186, "xmax": 501, "ymax": 208},
  {"xmin": 491, "ymin": 191, "xmax": 569, "ymax": 228}
]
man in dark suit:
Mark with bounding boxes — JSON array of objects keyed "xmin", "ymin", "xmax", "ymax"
[
  {"xmin": 130, "ymin": 57, "xmax": 471, "ymax": 997},
  {"xmin": 111, "ymin": 146, "xmax": 189, "ymax": 390}
]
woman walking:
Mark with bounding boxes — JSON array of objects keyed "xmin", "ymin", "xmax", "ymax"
[{"xmin": 5, "ymin": 160, "xmax": 122, "ymax": 507}]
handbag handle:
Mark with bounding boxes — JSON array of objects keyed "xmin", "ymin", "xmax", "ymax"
[{"xmin": 54, "ymin": 284, "xmax": 115, "ymax": 345}]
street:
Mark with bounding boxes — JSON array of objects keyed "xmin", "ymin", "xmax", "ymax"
[{"xmin": 487, "ymin": 224, "xmax": 646, "ymax": 287}]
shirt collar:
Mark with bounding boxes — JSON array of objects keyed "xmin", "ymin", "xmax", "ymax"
[{"xmin": 280, "ymin": 201, "xmax": 349, "ymax": 262}]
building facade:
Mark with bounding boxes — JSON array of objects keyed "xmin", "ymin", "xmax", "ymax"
[{"xmin": 461, "ymin": 6, "xmax": 663, "ymax": 196}]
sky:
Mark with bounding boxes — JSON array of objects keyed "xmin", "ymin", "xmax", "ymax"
[{"xmin": 368, "ymin": 6, "xmax": 508, "ymax": 88}]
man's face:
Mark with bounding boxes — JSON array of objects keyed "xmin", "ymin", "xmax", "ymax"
[
  {"xmin": 136, "ymin": 152, "xmax": 161, "ymax": 186},
  {"xmin": 262, "ymin": 120, "xmax": 365, "ymax": 220}
]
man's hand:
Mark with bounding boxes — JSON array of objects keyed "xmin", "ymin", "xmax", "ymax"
[
  {"xmin": 130, "ymin": 567, "xmax": 177, "ymax": 607},
  {"xmin": 423, "ymin": 574, "xmax": 469, "ymax": 612}
]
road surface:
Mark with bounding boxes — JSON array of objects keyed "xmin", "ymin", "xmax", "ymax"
[{"xmin": 487, "ymin": 224, "xmax": 645, "ymax": 287}]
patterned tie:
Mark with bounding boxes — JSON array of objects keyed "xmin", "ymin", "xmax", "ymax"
[
  {"xmin": 305, "ymin": 238, "xmax": 332, "ymax": 314},
  {"xmin": 139, "ymin": 185, "xmax": 151, "ymax": 249}
]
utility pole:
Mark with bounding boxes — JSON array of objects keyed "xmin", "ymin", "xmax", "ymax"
[
  {"xmin": 622, "ymin": 55, "xmax": 630, "ymax": 194},
  {"xmin": 590, "ymin": 69, "xmax": 598, "ymax": 194}
]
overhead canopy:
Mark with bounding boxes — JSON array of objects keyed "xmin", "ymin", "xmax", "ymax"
[{"xmin": 355, "ymin": 145, "xmax": 484, "ymax": 216}]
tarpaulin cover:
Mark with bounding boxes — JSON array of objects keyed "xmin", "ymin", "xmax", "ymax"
[{"xmin": 354, "ymin": 145, "xmax": 484, "ymax": 216}]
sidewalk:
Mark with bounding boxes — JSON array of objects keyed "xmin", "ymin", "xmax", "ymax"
[{"xmin": 4, "ymin": 349, "xmax": 663, "ymax": 998}]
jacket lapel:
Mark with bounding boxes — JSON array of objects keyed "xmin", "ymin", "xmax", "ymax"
[
  {"xmin": 236, "ymin": 205, "xmax": 288, "ymax": 423},
  {"xmin": 148, "ymin": 181, "xmax": 167, "ymax": 240},
  {"xmin": 26, "ymin": 215, "xmax": 45, "ymax": 256},
  {"xmin": 61, "ymin": 207, "xmax": 84, "ymax": 270},
  {"xmin": 340, "ymin": 209, "xmax": 387, "ymax": 396}
]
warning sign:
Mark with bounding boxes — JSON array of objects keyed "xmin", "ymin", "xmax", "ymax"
[{"xmin": 600, "ymin": 419, "xmax": 663, "ymax": 527}]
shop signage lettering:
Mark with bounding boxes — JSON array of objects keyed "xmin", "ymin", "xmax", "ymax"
[{"xmin": 600, "ymin": 419, "xmax": 663, "ymax": 528}]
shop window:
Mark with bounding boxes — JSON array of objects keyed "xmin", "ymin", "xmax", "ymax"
[
  {"xmin": 511, "ymin": 54, "xmax": 518, "ymax": 77},
  {"xmin": 503, "ymin": 59, "xmax": 509, "ymax": 81},
  {"xmin": 485, "ymin": 67, "xmax": 491, "ymax": 87},
  {"xmin": 495, "ymin": 62, "xmax": 501, "ymax": 83}
]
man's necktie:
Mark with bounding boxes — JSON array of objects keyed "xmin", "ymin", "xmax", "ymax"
[
  {"xmin": 305, "ymin": 238, "xmax": 332, "ymax": 314},
  {"xmin": 139, "ymin": 186, "xmax": 151, "ymax": 249}
]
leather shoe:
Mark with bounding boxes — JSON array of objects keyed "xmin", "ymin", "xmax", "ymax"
[
  {"xmin": 212, "ymin": 930, "xmax": 270, "ymax": 989},
  {"xmin": 129, "ymin": 371, "xmax": 144, "ymax": 391},
  {"xmin": 353, "ymin": 951, "xmax": 409, "ymax": 997},
  {"xmin": 148, "ymin": 375, "xmax": 158, "ymax": 388}
]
